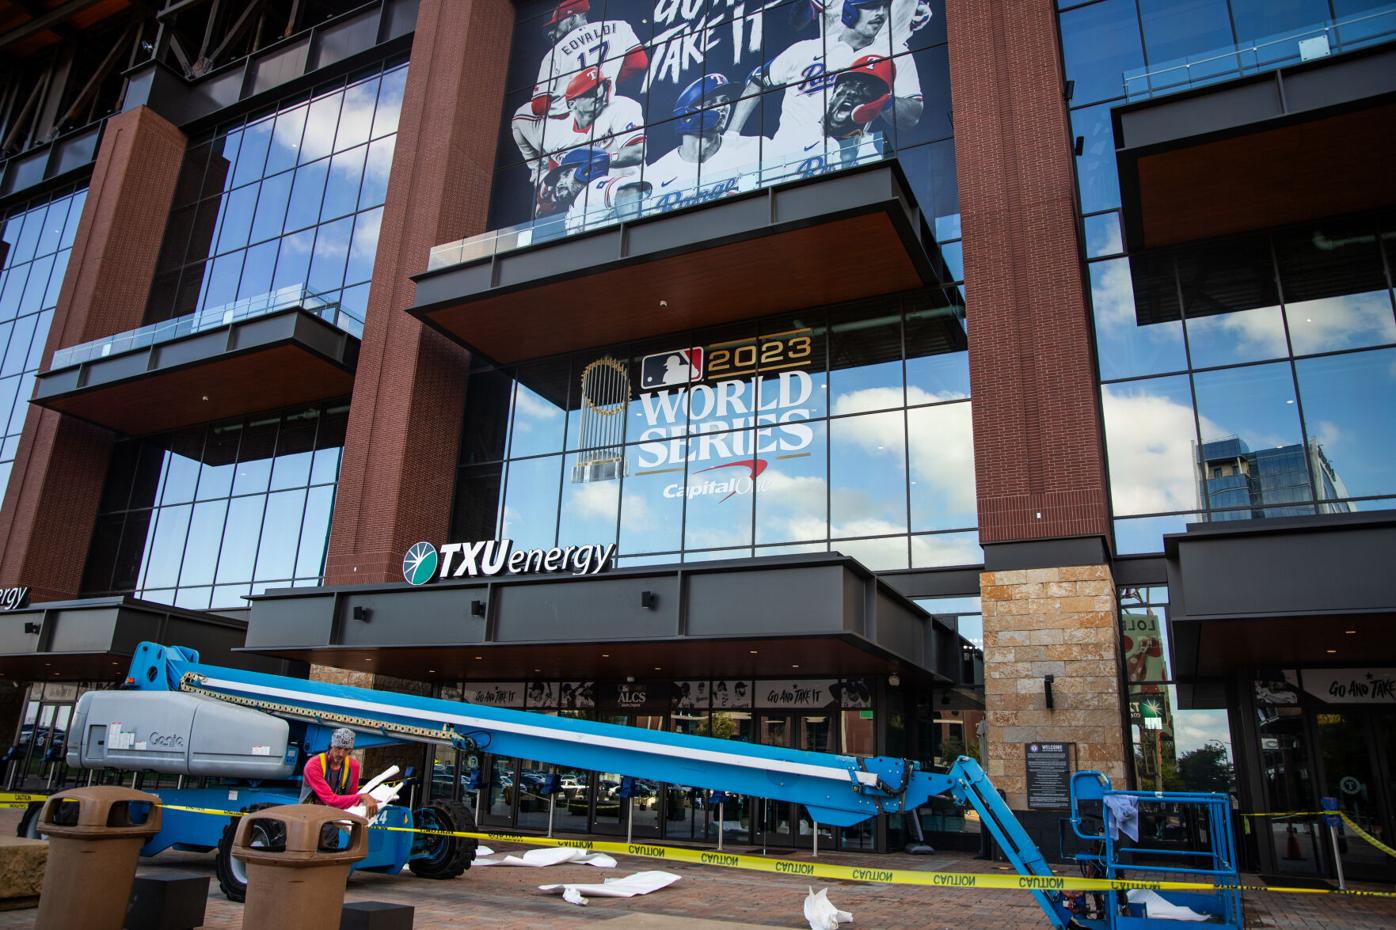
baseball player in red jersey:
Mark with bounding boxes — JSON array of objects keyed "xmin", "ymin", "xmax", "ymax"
[{"xmin": 530, "ymin": 0, "xmax": 647, "ymax": 120}]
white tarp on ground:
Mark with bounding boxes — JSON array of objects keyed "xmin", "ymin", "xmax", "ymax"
[
  {"xmin": 476, "ymin": 846, "xmax": 618, "ymax": 868},
  {"xmin": 1126, "ymin": 889, "xmax": 1208, "ymax": 921},
  {"xmin": 803, "ymin": 886, "xmax": 854, "ymax": 930},
  {"xmin": 539, "ymin": 870, "xmax": 682, "ymax": 906}
]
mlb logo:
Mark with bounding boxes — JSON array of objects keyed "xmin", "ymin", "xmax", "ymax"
[{"xmin": 640, "ymin": 348, "xmax": 703, "ymax": 389}]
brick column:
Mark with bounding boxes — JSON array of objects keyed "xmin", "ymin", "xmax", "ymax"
[
  {"xmin": 946, "ymin": 2, "xmax": 1129, "ymax": 802},
  {"xmin": 946, "ymin": 0, "xmax": 1110, "ymax": 544},
  {"xmin": 981, "ymin": 565, "xmax": 1127, "ymax": 808},
  {"xmin": 0, "ymin": 107, "xmax": 187, "ymax": 599},
  {"xmin": 324, "ymin": 0, "xmax": 514, "ymax": 586}
]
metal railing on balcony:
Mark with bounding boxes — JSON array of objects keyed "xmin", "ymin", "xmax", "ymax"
[
  {"xmin": 1122, "ymin": 3, "xmax": 1396, "ymax": 102},
  {"xmin": 427, "ymin": 136, "xmax": 890, "ymax": 271},
  {"xmin": 47, "ymin": 284, "xmax": 356, "ymax": 371}
]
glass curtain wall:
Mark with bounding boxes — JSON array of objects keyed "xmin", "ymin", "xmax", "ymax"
[
  {"xmin": 0, "ymin": 185, "xmax": 87, "ymax": 499},
  {"xmin": 80, "ymin": 403, "xmax": 348, "ymax": 609},
  {"xmin": 1058, "ymin": 1, "xmax": 1396, "ymax": 554},
  {"xmin": 146, "ymin": 57, "xmax": 408, "ymax": 336},
  {"xmin": 451, "ymin": 290, "xmax": 978, "ymax": 569}
]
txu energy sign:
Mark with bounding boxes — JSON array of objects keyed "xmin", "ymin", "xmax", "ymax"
[{"xmin": 403, "ymin": 540, "xmax": 615, "ymax": 585}]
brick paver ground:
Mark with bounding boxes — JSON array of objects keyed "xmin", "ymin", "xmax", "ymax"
[{"xmin": 2, "ymin": 825, "xmax": 1392, "ymax": 930}]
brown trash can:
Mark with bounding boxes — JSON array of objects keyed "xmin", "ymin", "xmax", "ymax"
[
  {"xmin": 233, "ymin": 804, "xmax": 368, "ymax": 928},
  {"xmin": 34, "ymin": 785, "xmax": 162, "ymax": 930}
]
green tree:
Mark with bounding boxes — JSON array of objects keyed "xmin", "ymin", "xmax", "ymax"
[{"xmin": 1167, "ymin": 742, "xmax": 1234, "ymax": 793}]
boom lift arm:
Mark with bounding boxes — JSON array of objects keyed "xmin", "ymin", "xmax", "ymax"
[{"xmin": 74, "ymin": 643, "xmax": 1077, "ymax": 927}]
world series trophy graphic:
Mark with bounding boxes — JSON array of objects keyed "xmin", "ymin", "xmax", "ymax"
[{"xmin": 572, "ymin": 356, "xmax": 629, "ymax": 483}]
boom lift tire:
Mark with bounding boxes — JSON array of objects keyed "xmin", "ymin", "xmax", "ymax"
[
  {"xmin": 215, "ymin": 802, "xmax": 277, "ymax": 901},
  {"xmin": 407, "ymin": 799, "xmax": 478, "ymax": 879},
  {"xmin": 16, "ymin": 802, "xmax": 43, "ymax": 839}
]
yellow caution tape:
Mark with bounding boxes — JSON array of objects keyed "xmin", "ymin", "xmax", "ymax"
[
  {"xmin": 1340, "ymin": 813, "xmax": 1396, "ymax": 860},
  {"xmin": 0, "ymin": 791, "xmax": 52, "ymax": 809},
  {"xmin": 26, "ymin": 800, "xmax": 1396, "ymax": 896}
]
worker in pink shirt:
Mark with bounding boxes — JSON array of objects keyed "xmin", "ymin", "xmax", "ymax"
[{"xmin": 300, "ymin": 727, "xmax": 379, "ymax": 815}]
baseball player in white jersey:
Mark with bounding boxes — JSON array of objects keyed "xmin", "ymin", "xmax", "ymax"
[
  {"xmin": 530, "ymin": 0, "xmax": 647, "ymax": 120},
  {"xmin": 545, "ymin": 66, "xmax": 645, "ymax": 170},
  {"xmin": 766, "ymin": 55, "xmax": 896, "ymax": 181},
  {"xmin": 731, "ymin": 0, "xmax": 922, "ymax": 148},
  {"xmin": 644, "ymin": 74, "xmax": 759, "ymax": 214}
]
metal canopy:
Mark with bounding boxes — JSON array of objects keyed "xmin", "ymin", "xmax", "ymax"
[
  {"xmin": 408, "ymin": 163, "xmax": 946, "ymax": 366},
  {"xmin": 1114, "ymin": 44, "xmax": 1396, "ymax": 251},
  {"xmin": 0, "ymin": 595, "xmax": 306, "ymax": 682},
  {"xmin": 244, "ymin": 553, "xmax": 961, "ymax": 684},
  {"xmin": 31, "ymin": 307, "xmax": 357, "ymax": 436}
]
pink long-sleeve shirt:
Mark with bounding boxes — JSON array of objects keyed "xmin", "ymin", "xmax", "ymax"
[{"xmin": 302, "ymin": 753, "xmax": 361, "ymax": 810}]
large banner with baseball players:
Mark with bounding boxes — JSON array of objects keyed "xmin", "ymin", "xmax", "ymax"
[{"xmin": 491, "ymin": 0, "xmax": 951, "ymax": 236}]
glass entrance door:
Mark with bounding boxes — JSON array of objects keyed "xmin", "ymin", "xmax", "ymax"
[
  {"xmin": 756, "ymin": 714, "xmax": 797, "ymax": 846},
  {"xmin": 1314, "ymin": 711, "xmax": 1396, "ymax": 882}
]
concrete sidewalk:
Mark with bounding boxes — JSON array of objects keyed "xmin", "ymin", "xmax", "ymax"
[{"xmin": 0, "ymin": 834, "xmax": 1391, "ymax": 929}]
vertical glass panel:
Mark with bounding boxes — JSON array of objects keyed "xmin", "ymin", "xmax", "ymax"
[
  {"xmin": 1084, "ymin": 212, "xmax": 1124, "ymax": 258},
  {"xmin": 828, "ymin": 302, "xmax": 903, "ymax": 414},
  {"xmin": 619, "ymin": 440, "xmax": 684, "ymax": 556},
  {"xmin": 509, "ymin": 361, "xmax": 569, "ymax": 458},
  {"xmin": 830, "ymin": 411, "xmax": 907, "ymax": 537},
  {"xmin": 236, "ymin": 241, "xmax": 277, "ymax": 299},
  {"xmin": 1193, "ymin": 362, "xmax": 1309, "ymax": 515},
  {"xmin": 300, "ymin": 91, "xmax": 343, "ymax": 165},
  {"xmin": 141, "ymin": 504, "xmax": 191, "ymax": 590},
  {"xmin": 307, "ymin": 217, "xmax": 352, "ymax": 293},
  {"xmin": 1295, "ymin": 348, "xmax": 1396, "ymax": 501},
  {"xmin": 336, "ymin": 77, "xmax": 380, "ymax": 152},
  {"xmin": 372, "ymin": 66, "xmax": 407, "ymax": 139},
  {"xmin": 1177, "ymin": 235, "xmax": 1286, "ymax": 367},
  {"xmin": 907, "ymin": 401, "xmax": 976, "ymax": 531},
  {"xmin": 558, "ymin": 451, "xmax": 620, "ymax": 547},
  {"xmin": 1092, "ymin": 255, "xmax": 1188, "ymax": 380},
  {"xmin": 296, "ymin": 485, "xmax": 336, "ymax": 579},
  {"xmin": 265, "ymin": 104, "xmax": 309, "ymax": 176},
  {"xmin": 1, "ymin": 314, "xmax": 36, "ymax": 377},
  {"xmin": 216, "ymin": 495, "xmax": 267, "ymax": 584},
  {"xmin": 215, "ymin": 183, "xmax": 258, "ymax": 253},
  {"xmin": 1137, "ymin": 0, "xmax": 1238, "ymax": 82},
  {"xmin": 197, "ymin": 424, "xmax": 241, "ymax": 500},
  {"xmin": 232, "ymin": 417, "xmax": 279, "ymax": 496},
  {"xmin": 320, "ymin": 146, "xmax": 367, "ymax": 221},
  {"xmin": 1071, "ymin": 103, "xmax": 1121, "ymax": 214},
  {"xmin": 755, "ymin": 419, "xmax": 826, "ymax": 545},
  {"xmin": 1060, "ymin": 0, "xmax": 1145, "ymax": 105},
  {"xmin": 451, "ymin": 463, "xmax": 504, "ymax": 542},
  {"xmin": 461, "ymin": 370, "xmax": 514, "ymax": 463},
  {"xmin": 500, "ymin": 454, "xmax": 562, "ymax": 550},
  {"xmin": 81, "ymin": 515, "xmax": 124, "ymax": 592},
  {"xmin": 1101, "ymin": 376, "xmax": 1199, "ymax": 516},
  {"xmin": 159, "ymin": 430, "xmax": 205, "ymax": 505},
  {"xmin": 270, "ymin": 410, "xmax": 318, "ymax": 490},
  {"xmin": 905, "ymin": 301, "xmax": 970, "ymax": 401},
  {"xmin": 272, "ymin": 229, "xmax": 315, "ymax": 291},
  {"xmin": 835, "ymin": 535, "xmax": 909, "ymax": 571},
  {"xmin": 200, "ymin": 251, "xmax": 243, "ymax": 309},
  {"xmin": 284, "ymin": 159, "xmax": 330, "ymax": 232},
  {"xmin": 311, "ymin": 405, "xmax": 348, "ymax": 484},
  {"xmin": 112, "ymin": 511, "xmax": 154, "ymax": 591},
  {"xmin": 231, "ymin": 117, "xmax": 273, "ymax": 187},
  {"xmin": 683, "ymin": 426, "xmax": 756, "ymax": 552},
  {"xmin": 249, "ymin": 172, "xmax": 293, "ymax": 244},
  {"xmin": 910, "ymin": 530, "xmax": 981, "ymax": 568},
  {"xmin": 359, "ymin": 136, "xmax": 396, "ymax": 210},
  {"xmin": 344, "ymin": 207, "xmax": 382, "ymax": 286},
  {"xmin": 1276, "ymin": 221, "xmax": 1396, "ymax": 356},
  {"xmin": 254, "ymin": 489, "xmax": 307, "ymax": 582}
]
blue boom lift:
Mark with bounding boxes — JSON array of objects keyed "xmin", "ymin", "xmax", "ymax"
[{"xmin": 41, "ymin": 642, "xmax": 1238, "ymax": 927}]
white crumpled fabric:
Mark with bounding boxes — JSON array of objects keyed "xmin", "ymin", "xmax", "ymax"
[
  {"xmin": 475, "ymin": 846, "xmax": 618, "ymax": 868},
  {"xmin": 803, "ymin": 886, "xmax": 853, "ymax": 930},
  {"xmin": 1126, "ymin": 889, "xmax": 1208, "ymax": 921},
  {"xmin": 539, "ymin": 870, "xmax": 682, "ymax": 906}
]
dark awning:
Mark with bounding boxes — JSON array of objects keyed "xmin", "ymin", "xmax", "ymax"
[
  {"xmin": 1114, "ymin": 44, "xmax": 1396, "ymax": 251},
  {"xmin": 409, "ymin": 163, "xmax": 945, "ymax": 365},
  {"xmin": 1164, "ymin": 511, "xmax": 1396, "ymax": 677},
  {"xmin": 244, "ymin": 553, "xmax": 960, "ymax": 685},
  {"xmin": 0, "ymin": 596, "xmax": 306, "ymax": 682},
  {"xmin": 32, "ymin": 307, "xmax": 357, "ymax": 436}
]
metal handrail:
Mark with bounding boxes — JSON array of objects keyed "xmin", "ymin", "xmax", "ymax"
[
  {"xmin": 1123, "ymin": 4, "xmax": 1396, "ymax": 101},
  {"xmin": 48, "ymin": 284, "xmax": 356, "ymax": 370}
]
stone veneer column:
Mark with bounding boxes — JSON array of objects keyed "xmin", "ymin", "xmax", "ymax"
[
  {"xmin": 0, "ymin": 107, "xmax": 187, "ymax": 599},
  {"xmin": 981, "ymin": 565, "xmax": 1127, "ymax": 807},
  {"xmin": 323, "ymin": 0, "xmax": 514, "ymax": 586}
]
